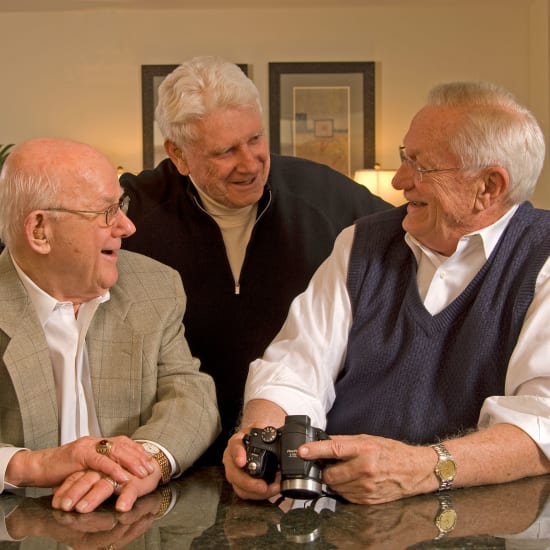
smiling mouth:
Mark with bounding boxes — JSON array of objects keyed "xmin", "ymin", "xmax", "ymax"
[
  {"xmin": 408, "ymin": 200, "xmax": 427, "ymax": 207},
  {"xmin": 232, "ymin": 178, "xmax": 256, "ymax": 186}
]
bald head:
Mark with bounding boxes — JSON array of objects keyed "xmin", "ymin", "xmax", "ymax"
[
  {"xmin": 0, "ymin": 138, "xmax": 118, "ymax": 249},
  {"xmin": 0, "ymin": 137, "xmax": 135, "ymax": 303}
]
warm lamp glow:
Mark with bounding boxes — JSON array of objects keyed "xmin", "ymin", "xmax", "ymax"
[{"xmin": 354, "ymin": 168, "xmax": 406, "ymax": 206}]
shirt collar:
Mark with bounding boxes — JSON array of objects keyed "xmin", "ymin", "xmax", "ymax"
[
  {"xmin": 405, "ymin": 205, "xmax": 519, "ymax": 264},
  {"xmin": 10, "ymin": 253, "xmax": 110, "ymax": 328}
]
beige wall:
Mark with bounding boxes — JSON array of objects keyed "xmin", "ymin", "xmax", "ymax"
[{"xmin": 1, "ymin": 0, "xmax": 549, "ymax": 208}]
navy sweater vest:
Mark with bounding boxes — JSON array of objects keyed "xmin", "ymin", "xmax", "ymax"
[{"xmin": 326, "ymin": 202, "xmax": 550, "ymax": 443}]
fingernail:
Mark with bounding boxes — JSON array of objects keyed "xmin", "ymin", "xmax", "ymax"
[
  {"xmin": 75, "ymin": 500, "xmax": 89, "ymax": 513},
  {"xmin": 300, "ymin": 447, "xmax": 309, "ymax": 456},
  {"xmin": 116, "ymin": 499, "xmax": 130, "ymax": 513},
  {"xmin": 61, "ymin": 498, "xmax": 73, "ymax": 511}
]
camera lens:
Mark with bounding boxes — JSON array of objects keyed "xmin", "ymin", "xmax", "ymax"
[{"xmin": 281, "ymin": 464, "xmax": 324, "ymax": 500}]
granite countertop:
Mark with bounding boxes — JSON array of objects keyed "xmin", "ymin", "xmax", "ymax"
[{"xmin": 2, "ymin": 466, "xmax": 550, "ymax": 549}]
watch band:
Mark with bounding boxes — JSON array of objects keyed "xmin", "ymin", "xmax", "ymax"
[
  {"xmin": 138, "ymin": 441, "xmax": 172, "ymax": 485},
  {"xmin": 434, "ymin": 493, "xmax": 457, "ymax": 540},
  {"xmin": 431, "ymin": 443, "xmax": 456, "ymax": 491},
  {"xmin": 155, "ymin": 486, "xmax": 173, "ymax": 518},
  {"xmin": 152, "ymin": 449, "xmax": 171, "ymax": 485}
]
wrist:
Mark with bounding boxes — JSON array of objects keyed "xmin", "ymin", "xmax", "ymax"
[
  {"xmin": 431, "ymin": 443, "xmax": 457, "ymax": 491},
  {"xmin": 5, "ymin": 449, "xmax": 31, "ymax": 487},
  {"xmin": 136, "ymin": 441, "xmax": 171, "ymax": 485}
]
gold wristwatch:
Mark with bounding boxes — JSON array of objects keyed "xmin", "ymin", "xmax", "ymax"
[
  {"xmin": 140, "ymin": 442, "xmax": 171, "ymax": 485},
  {"xmin": 431, "ymin": 443, "xmax": 456, "ymax": 491},
  {"xmin": 434, "ymin": 493, "xmax": 457, "ymax": 540},
  {"xmin": 155, "ymin": 486, "xmax": 173, "ymax": 518}
]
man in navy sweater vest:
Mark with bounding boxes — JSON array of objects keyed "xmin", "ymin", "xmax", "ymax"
[{"xmin": 224, "ymin": 81, "xmax": 550, "ymax": 508}]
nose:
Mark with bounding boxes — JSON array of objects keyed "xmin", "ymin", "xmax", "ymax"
[
  {"xmin": 236, "ymin": 145, "xmax": 258, "ymax": 172},
  {"xmin": 114, "ymin": 210, "xmax": 136, "ymax": 239},
  {"xmin": 391, "ymin": 164, "xmax": 415, "ymax": 191}
]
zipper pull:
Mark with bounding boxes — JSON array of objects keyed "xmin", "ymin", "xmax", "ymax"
[{"xmin": 235, "ymin": 282, "xmax": 240, "ymax": 295}]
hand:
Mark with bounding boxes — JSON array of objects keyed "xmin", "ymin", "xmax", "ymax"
[
  {"xmin": 6, "ymin": 490, "xmax": 166, "ymax": 548},
  {"xmin": 51, "ymin": 463, "xmax": 162, "ymax": 513},
  {"xmin": 6, "ymin": 435, "xmax": 156, "ymax": 495},
  {"xmin": 222, "ymin": 431, "xmax": 281, "ymax": 501},
  {"xmin": 298, "ymin": 434, "xmax": 435, "ymax": 504}
]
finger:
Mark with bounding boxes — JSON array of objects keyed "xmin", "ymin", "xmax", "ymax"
[
  {"xmin": 114, "ymin": 481, "xmax": 140, "ymax": 513},
  {"xmin": 51, "ymin": 508, "xmax": 119, "ymax": 532},
  {"xmin": 52, "ymin": 470, "xmax": 114, "ymax": 513},
  {"xmin": 93, "ymin": 437, "xmax": 155, "ymax": 479},
  {"xmin": 230, "ymin": 469, "xmax": 281, "ymax": 501},
  {"xmin": 73, "ymin": 474, "xmax": 121, "ymax": 514},
  {"xmin": 299, "ymin": 435, "xmax": 359, "ymax": 461}
]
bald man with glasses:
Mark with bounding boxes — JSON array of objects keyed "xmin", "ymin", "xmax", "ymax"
[{"xmin": 0, "ymin": 137, "xmax": 220, "ymax": 514}]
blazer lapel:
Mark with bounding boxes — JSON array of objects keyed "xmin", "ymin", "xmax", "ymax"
[
  {"xmin": 87, "ymin": 278, "xmax": 143, "ymax": 437},
  {"xmin": 0, "ymin": 252, "xmax": 59, "ymax": 450}
]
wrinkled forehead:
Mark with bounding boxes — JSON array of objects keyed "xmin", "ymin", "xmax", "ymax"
[{"xmin": 404, "ymin": 105, "xmax": 465, "ymax": 158}]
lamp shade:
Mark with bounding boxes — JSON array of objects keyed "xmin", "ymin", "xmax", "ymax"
[{"xmin": 353, "ymin": 169, "xmax": 405, "ymax": 206}]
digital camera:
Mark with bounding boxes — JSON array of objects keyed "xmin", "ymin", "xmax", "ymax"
[{"xmin": 243, "ymin": 414, "xmax": 330, "ymax": 499}]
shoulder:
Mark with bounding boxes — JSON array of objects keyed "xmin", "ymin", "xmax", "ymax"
[
  {"xmin": 115, "ymin": 250, "xmax": 184, "ymax": 297},
  {"xmin": 355, "ymin": 204, "xmax": 407, "ymax": 228},
  {"xmin": 268, "ymin": 154, "xmax": 391, "ymax": 213},
  {"xmin": 120, "ymin": 158, "xmax": 184, "ymax": 199},
  {"xmin": 269, "ymin": 154, "xmax": 356, "ymax": 187}
]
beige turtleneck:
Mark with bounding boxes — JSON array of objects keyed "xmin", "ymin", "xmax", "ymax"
[{"xmin": 192, "ymin": 180, "xmax": 258, "ymax": 293}]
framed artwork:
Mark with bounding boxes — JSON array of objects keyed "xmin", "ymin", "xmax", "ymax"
[
  {"xmin": 269, "ymin": 62, "xmax": 375, "ymax": 177},
  {"xmin": 141, "ymin": 63, "xmax": 249, "ymax": 170}
]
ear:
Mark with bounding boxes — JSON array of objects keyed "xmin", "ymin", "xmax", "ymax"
[
  {"xmin": 474, "ymin": 166, "xmax": 509, "ymax": 210},
  {"xmin": 24, "ymin": 212, "xmax": 52, "ymax": 254},
  {"xmin": 164, "ymin": 140, "xmax": 190, "ymax": 176}
]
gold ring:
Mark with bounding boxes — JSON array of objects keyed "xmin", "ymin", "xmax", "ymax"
[
  {"xmin": 96, "ymin": 439, "xmax": 113, "ymax": 456},
  {"xmin": 103, "ymin": 475, "xmax": 121, "ymax": 492}
]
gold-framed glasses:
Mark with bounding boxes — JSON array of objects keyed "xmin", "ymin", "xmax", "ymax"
[{"xmin": 43, "ymin": 194, "xmax": 130, "ymax": 227}]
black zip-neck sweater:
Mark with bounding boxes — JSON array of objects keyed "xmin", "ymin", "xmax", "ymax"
[{"xmin": 121, "ymin": 155, "xmax": 391, "ymax": 462}]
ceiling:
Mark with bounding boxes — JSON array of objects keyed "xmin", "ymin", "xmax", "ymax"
[{"xmin": 0, "ymin": 0, "xmax": 405, "ymax": 11}]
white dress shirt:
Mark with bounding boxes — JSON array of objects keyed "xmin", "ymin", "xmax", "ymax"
[
  {"xmin": 0, "ymin": 258, "xmax": 108, "ymax": 492},
  {"xmin": 1, "ymin": 256, "xmax": 177, "ymax": 492},
  {"xmin": 244, "ymin": 206, "xmax": 550, "ymax": 459}
]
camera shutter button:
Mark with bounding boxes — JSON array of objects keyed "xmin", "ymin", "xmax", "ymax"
[{"xmin": 261, "ymin": 426, "xmax": 278, "ymax": 443}]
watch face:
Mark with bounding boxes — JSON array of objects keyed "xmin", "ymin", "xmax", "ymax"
[
  {"xmin": 436, "ymin": 509, "xmax": 457, "ymax": 532},
  {"xmin": 142, "ymin": 442, "xmax": 160, "ymax": 454},
  {"xmin": 439, "ymin": 460, "xmax": 457, "ymax": 480}
]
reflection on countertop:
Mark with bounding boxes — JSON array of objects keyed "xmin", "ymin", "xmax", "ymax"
[{"xmin": 1, "ymin": 467, "xmax": 550, "ymax": 549}]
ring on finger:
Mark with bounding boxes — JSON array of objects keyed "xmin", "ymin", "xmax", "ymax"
[
  {"xmin": 96, "ymin": 439, "xmax": 113, "ymax": 456},
  {"xmin": 103, "ymin": 475, "xmax": 121, "ymax": 492}
]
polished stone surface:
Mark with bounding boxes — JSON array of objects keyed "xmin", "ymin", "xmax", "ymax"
[{"xmin": 1, "ymin": 467, "xmax": 550, "ymax": 548}]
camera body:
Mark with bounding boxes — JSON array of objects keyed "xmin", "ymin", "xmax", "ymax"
[{"xmin": 243, "ymin": 414, "xmax": 330, "ymax": 499}]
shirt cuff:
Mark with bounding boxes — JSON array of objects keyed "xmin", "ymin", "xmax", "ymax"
[
  {"xmin": 0, "ymin": 448, "xmax": 28, "ymax": 494},
  {"xmin": 479, "ymin": 395, "xmax": 550, "ymax": 460}
]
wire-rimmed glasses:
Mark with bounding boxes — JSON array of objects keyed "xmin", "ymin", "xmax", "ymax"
[
  {"xmin": 399, "ymin": 146, "xmax": 464, "ymax": 182},
  {"xmin": 43, "ymin": 194, "xmax": 130, "ymax": 227}
]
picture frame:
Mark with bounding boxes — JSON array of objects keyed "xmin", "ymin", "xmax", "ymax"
[
  {"xmin": 141, "ymin": 63, "xmax": 249, "ymax": 170},
  {"xmin": 268, "ymin": 62, "xmax": 375, "ymax": 177}
]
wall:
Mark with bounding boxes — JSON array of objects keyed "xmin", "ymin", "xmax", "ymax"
[{"xmin": 1, "ymin": 0, "xmax": 549, "ymax": 208}]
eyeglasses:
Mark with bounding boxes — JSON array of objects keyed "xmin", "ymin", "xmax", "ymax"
[
  {"xmin": 43, "ymin": 194, "xmax": 130, "ymax": 227},
  {"xmin": 399, "ymin": 146, "xmax": 464, "ymax": 182}
]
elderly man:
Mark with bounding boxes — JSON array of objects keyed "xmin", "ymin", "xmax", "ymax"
[
  {"xmin": 223, "ymin": 81, "xmax": 550, "ymax": 506},
  {"xmin": 0, "ymin": 138, "xmax": 220, "ymax": 513},
  {"xmin": 120, "ymin": 55, "xmax": 391, "ymax": 463}
]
